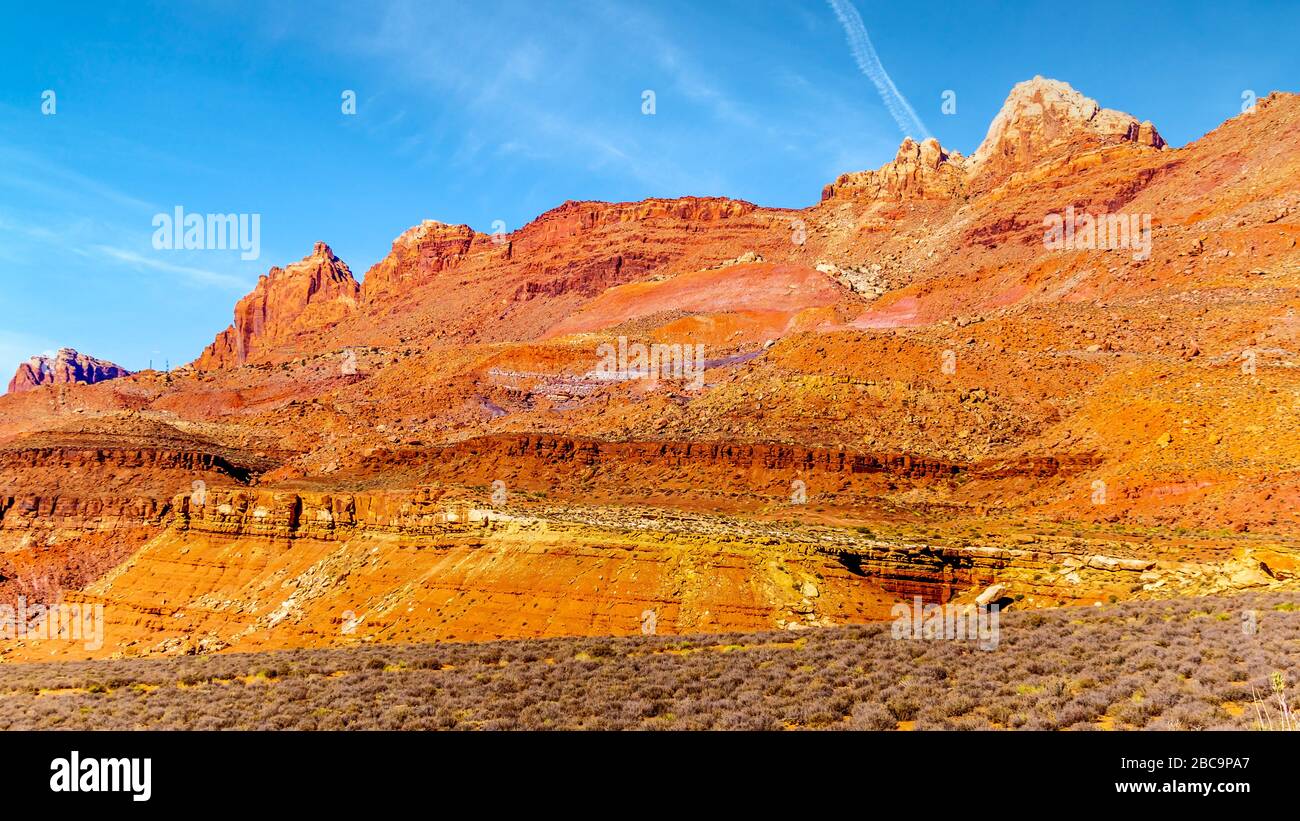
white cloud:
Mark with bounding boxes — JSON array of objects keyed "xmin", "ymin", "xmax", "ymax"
[
  {"xmin": 91, "ymin": 246, "xmax": 249, "ymax": 290},
  {"xmin": 827, "ymin": 0, "xmax": 931, "ymax": 141},
  {"xmin": 0, "ymin": 144, "xmax": 157, "ymax": 213}
]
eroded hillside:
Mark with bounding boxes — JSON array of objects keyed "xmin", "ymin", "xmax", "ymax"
[{"xmin": 4, "ymin": 78, "xmax": 1299, "ymax": 659}]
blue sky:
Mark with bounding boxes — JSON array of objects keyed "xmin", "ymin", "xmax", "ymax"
[{"xmin": 1, "ymin": 0, "xmax": 1297, "ymax": 374}]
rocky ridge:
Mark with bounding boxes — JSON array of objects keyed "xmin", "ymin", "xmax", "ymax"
[
  {"xmin": 7, "ymin": 348, "xmax": 131, "ymax": 395},
  {"xmin": 2, "ymin": 77, "xmax": 1299, "ymax": 657}
]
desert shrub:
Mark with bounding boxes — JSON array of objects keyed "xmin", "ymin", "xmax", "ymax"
[
  {"xmin": 885, "ymin": 695, "xmax": 920, "ymax": 722},
  {"xmin": 847, "ymin": 702, "xmax": 895, "ymax": 730},
  {"xmin": 0, "ymin": 590, "xmax": 1294, "ymax": 731}
]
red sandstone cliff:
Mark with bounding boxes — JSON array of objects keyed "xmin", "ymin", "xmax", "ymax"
[
  {"xmin": 967, "ymin": 76, "xmax": 1165, "ymax": 187},
  {"xmin": 2, "ymin": 77, "xmax": 1297, "ymax": 655},
  {"xmin": 196, "ymin": 242, "xmax": 360, "ymax": 369}
]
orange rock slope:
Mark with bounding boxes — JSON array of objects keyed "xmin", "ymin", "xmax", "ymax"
[{"xmin": 3, "ymin": 77, "xmax": 1300, "ymax": 659}]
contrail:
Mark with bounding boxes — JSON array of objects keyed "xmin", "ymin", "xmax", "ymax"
[{"xmin": 826, "ymin": 0, "xmax": 931, "ymax": 141}]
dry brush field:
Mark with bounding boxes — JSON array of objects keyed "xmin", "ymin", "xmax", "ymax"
[{"xmin": 1, "ymin": 591, "xmax": 1297, "ymax": 731}]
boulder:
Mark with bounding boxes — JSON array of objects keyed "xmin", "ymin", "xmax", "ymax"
[{"xmin": 975, "ymin": 583, "xmax": 1006, "ymax": 607}]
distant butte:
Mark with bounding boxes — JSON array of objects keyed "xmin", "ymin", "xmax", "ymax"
[{"xmin": 6, "ymin": 348, "xmax": 132, "ymax": 394}]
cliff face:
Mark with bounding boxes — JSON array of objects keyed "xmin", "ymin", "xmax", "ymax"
[
  {"xmin": 359, "ymin": 221, "xmax": 479, "ymax": 303},
  {"xmin": 196, "ymin": 242, "xmax": 360, "ymax": 369},
  {"xmin": 182, "ymin": 77, "xmax": 1174, "ymax": 368},
  {"xmin": 3, "ymin": 77, "xmax": 1300, "ymax": 658},
  {"xmin": 9, "ymin": 484, "xmax": 1283, "ymax": 660},
  {"xmin": 968, "ymin": 76, "xmax": 1165, "ymax": 186},
  {"xmin": 823, "ymin": 137, "xmax": 967, "ymax": 201},
  {"xmin": 7, "ymin": 349, "xmax": 130, "ymax": 394},
  {"xmin": 191, "ymin": 197, "xmax": 776, "ymax": 359}
]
